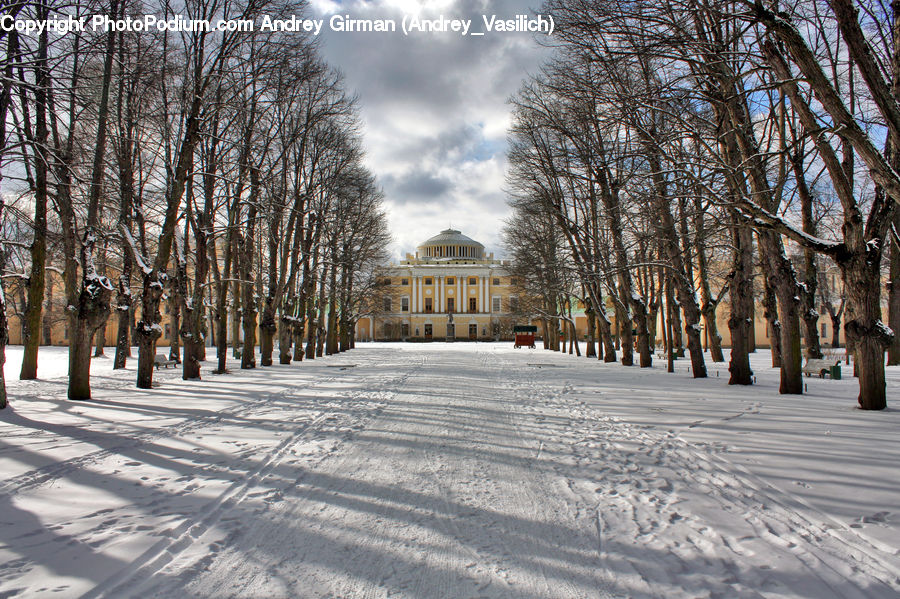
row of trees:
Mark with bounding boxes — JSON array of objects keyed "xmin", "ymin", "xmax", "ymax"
[
  {"xmin": 0, "ymin": 0, "xmax": 390, "ymax": 407},
  {"xmin": 504, "ymin": 0, "xmax": 900, "ymax": 410}
]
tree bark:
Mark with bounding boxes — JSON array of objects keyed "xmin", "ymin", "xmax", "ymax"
[
  {"xmin": 692, "ymin": 195, "xmax": 724, "ymax": 363},
  {"xmin": 843, "ymin": 246, "xmax": 891, "ymax": 409},
  {"xmin": 584, "ymin": 306, "xmax": 597, "ymax": 358},
  {"xmin": 647, "ymin": 146, "xmax": 706, "ymax": 378},
  {"xmin": 888, "ymin": 209, "xmax": 900, "ymax": 365},
  {"xmin": 240, "ymin": 168, "xmax": 259, "ymax": 370},
  {"xmin": 19, "ymin": 21, "xmax": 50, "ymax": 382},
  {"xmin": 728, "ymin": 218, "xmax": 754, "ymax": 385},
  {"xmin": 67, "ymin": 2, "xmax": 118, "ymax": 399}
]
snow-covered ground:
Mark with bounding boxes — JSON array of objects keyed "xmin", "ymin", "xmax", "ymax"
[{"xmin": 0, "ymin": 343, "xmax": 898, "ymax": 598}]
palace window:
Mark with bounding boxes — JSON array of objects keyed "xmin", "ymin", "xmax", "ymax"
[
  {"xmin": 425, "ymin": 298, "xmax": 433, "ymax": 313},
  {"xmin": 383, "ymin": 297, "xmax": 392, "ymax": 312},
  {"xmin": 469, "ymin": 297, "xmax": 477, "ymax": 313},
  {"xmin": 401, "ymin": 278, "xmax": 408, "ymax": 285},
  {"xmin": 447, "ymin": 298, "xmax": 455, "ymax": 313},
  {"xmin": 509, "ymin": 296, "xmax": 519, "ymax": 312},
  {"xmin": 425, "ymin": 277, "xmax": 433, "ymax": 285},
  {"xmin": 492, "ymin": 297, "xmax": 501, "ymax": 313},
  {"xmin": 401, "ymin": 297, "xmax": 409, "ymax": 312},
  {"xmin": 493, "ymin": 278, "xmax": 500, "ymax": 285},
  {"xmin": 446, "ymin": 277, "xmax": 455, "ymax": 285},
  {"xmin": 468, "ymin": 277, "xmax": 477, "ymax": 285}
]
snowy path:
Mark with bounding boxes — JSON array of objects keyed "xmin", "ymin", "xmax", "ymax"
[{"xmin": 1, "ymin": 344, "xmax": 899, "ymax": 598}]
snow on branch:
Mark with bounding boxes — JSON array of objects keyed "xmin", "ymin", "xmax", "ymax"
[
  {"xmin": 737, "ymin": 202, "xmax": 844, "ymax": 257},
  {"xmin": 121, "ymin": 225, "xmax": 153, "ymax": 276}
]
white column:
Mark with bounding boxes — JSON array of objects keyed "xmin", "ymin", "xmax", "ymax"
[
  {"xmin": 411, "ymin": 276, "xmax": 417, "ymax": 314},
  {"xmin": 456, "ymin": 276, "xmax": 461, "ymax": 312},
  {"xmin": 462, "ymin": 276, "xmax": 468, "ymax": 312},
  {"xmin": 480, "ymin": 276, "xmax": 486, "ymax": 312},
  {"xmin": 418, "ymin": 276, "xmax": 424, "ymax": 312},
  {"xmin": 438, "ymin": 276, "xmax": 444, "ymax": 312}
]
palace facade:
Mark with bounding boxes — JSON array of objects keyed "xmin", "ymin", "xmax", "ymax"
[{"xmin": 355, "ymin": 229, "xmax": 522, "ymax": 341}]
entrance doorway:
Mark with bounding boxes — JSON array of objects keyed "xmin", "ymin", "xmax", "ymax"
[
  {"xmin": 469, "ymin": 324, "xmax": 477, "ymax": 340},
  {"xmin": 424, "ymin": 324, "xmax": 433, "ymax": 340}
]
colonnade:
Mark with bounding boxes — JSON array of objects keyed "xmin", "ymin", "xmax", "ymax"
[{"xmin": 408, "ymin": 274, "xmax": 493, "ymax": 313}]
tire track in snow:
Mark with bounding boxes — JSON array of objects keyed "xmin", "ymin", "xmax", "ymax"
[
  {"xmin": 510, "ymin": 359, "xmax": 900, "ymax": 598},
  {"xmin": 410, "ymin": 350, "xmax": 613, "ymax": 598},
  {"xmin": 0, "ymin": 369, "xmax": 347, "ymax": 498},
  {"xmin": 112, "ymin": 365, "xmax": 420, "ymax": 598}
]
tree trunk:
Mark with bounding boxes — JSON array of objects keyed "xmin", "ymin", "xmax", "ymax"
[
  {"xmin": 67, "ymin": 276, "xmax": 113, "ymax": 400},
  {"xmin": 598, "ymin": 313, "xmax": 616, "ymax": 362},
  {"xmin": 240, "ymin": 267, "xmax": 257, "ymax": 368},
  {"xmin": 19, "ymin": 22, "xmax": 50, "ymax": 382},
  {"xmin": 762, "ymin": 273, "xmax": 782, "ymax": 367},
  {"xmin": 304, "ymin": 276, "xmax": 319, "ymax": 359},
  {"xmin": 259, "ymin": 299, "xmax": 277, "ymax": 366},
  {"xmin": 728, "ymin": 219, "xmax": 754, "ymax": 385},
  {"xmin": 728, "ymin": 216, "xmax": 754, "ymax": 385},
  {"xmin": 67, "ymin": 4, "xmax": 118, "ymax": 399},
  {"xmin": 0, "ymin": 56, "xmax": 9, "ymax": 403},
  {"xmin": 693, "ymin": 195, "xmax": 725, "ymax": 363},
  {"xmin": 113, "ymin": 263, "xmax": 132, "ymax": 369},
  {"xmin": 632, "ymin": 298, "xmax": 652, "ymax": 368},
  {"xmin": 671, "ymin": 303, "xmax": 685, "ymax": 358},
  {"xmin": 67, "ymin": 322, "xmax": 94, "ymax": 400},
  {"xmin": 0, "ymin": 206, "xmax": 10, "ymax": 408},
  {"xmin": 169, "ymin": 294, "xmax": 180, "ymax": 364},
  {"xmin": 278, "ymin": 295, "xmax": 295, "ymax": 364},
  {"xmin": 231, "ymin": 285, "xmax": 242, "ymax": 359},
  {"xmin": 135, "ymin": 274, "xmax": 164, "ymax": 389},
  {"xmin": 326, "ymin": 260, "xmax": 339, "ymax": 355},
  {"xmin": 315, "ymin": 265, "xmax": 328, "ymax": 357},
  {"xmin": 616, "ymin": 301, "xmax": 633, "ymax": 366},
  {"xmin": 666, "ymin": 282, "xmax": 675, "ymax": 373},
  {"xmin": 43, "ymin": 283, "xmax": 53, "ymax": 345},
  {"xmin": 843, "ymin": 254, "xmax": 891, "ymax": 409},
  {"xmin": 652, "ymin": 178, "xmax": 706, "ymax": 377},
  {"xmin": 888, "ymin": 206, "xmax": 900, "ymax": 366},
  {"xmin": 215, "ymin": 298, "xmax": 229, "ymax": 374},
  {"xmin": 759, "ymin": 231, "xmax": 804, "ymax": 394},
  {"xmin": 585, "ymin": 306, "xmax": 597, "ymax": 358},
  {"xmin": 831, "ymin": 310, "xmax": 843, "ymax": 348},
  {"xmin": 94, "ymin": 323, "xmax": 106, "ymax": 356}
]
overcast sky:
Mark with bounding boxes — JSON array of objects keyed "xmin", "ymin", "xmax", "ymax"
[{"xmin": 307, "ymin": 0, "xmax": 552, "ymax": 260}]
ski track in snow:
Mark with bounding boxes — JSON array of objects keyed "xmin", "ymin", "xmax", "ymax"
[{"xmin": 1, "ymin": 344, "xmax": 898, "ymax": 598}]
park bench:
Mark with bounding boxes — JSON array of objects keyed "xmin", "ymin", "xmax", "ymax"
[
  {"xmin": 153, "ymin": 354, "xmax": 178, "ymax": 370},
  {"xmin": 802, "ymin": 357, "xmax": 841, "ymax": 379}
]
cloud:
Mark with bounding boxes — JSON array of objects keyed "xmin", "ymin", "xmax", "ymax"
[
  {"xmin": 307, "ymin": 0, "xmax": 551, "ymax": 259},
  {"xmin": 388, "ymin": 172, "xmax": 453, "ymax": 204}
]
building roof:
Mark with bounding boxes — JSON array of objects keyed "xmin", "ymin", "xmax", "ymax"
[{"xmin": 418, "ymin": 229, "xmax": 484, "ymax": 249}]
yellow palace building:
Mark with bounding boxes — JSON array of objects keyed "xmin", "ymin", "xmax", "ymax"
[{"xmin": 356, "ymin": 229, "xmax": 521, "ymax": 341}]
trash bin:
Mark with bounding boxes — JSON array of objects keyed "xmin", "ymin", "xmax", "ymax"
[{"xmin": 831, "ymin": 364, "xmax": 841, "ymax": 380}]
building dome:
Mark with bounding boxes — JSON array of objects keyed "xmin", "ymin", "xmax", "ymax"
[{"xmin": 417, "ymin": 229, "xmax": 484, "ymax": 259}]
